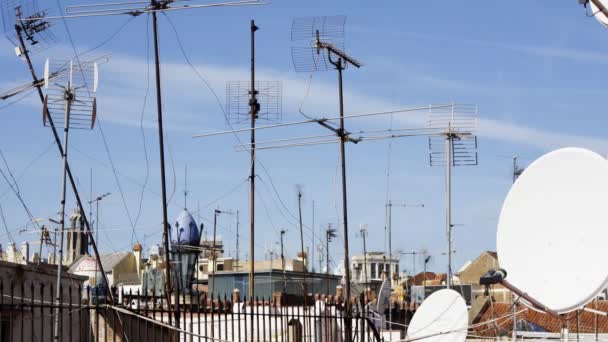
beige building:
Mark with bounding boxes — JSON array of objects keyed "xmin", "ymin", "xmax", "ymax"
[
  {"xmin": 69, "ymin": 244, "xmax": 143, "ymax": 288},
  {"xmin": 0, "ymin": 260, "xmax": 86, "ymax": 341}
]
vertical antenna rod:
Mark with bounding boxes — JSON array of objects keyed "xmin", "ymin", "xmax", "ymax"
[
  {"xmin": 53, "ymin": 69, "xmax": 73, "ymax": 342},
  {"xmin": 336, "ymin": 57, "xmax": 353, "ymax": 340},
  {"xmin": 150, "ymin": 0, "xmax": 174, "ymax": 325},
  {"xmin": 446, "ymin": 132, "xmax": 453, "ymax": 289},
  {"xmin": 13, "ymin": 18, "xmax": 114, "ymax": 305},
  {"xmin": 297, "ymin": 189, "xmax": 308, "ymax": 297},
  {"xmin": 248, "ymin": 19, "xmax": 258, "ymax": 300},
  {"xmin": 280, "ymin": 229, "xmax": 286, "ymax": 292},
  {"xmin": 236, "ymin": 209, "xmax": 240, "ymax": 269}
]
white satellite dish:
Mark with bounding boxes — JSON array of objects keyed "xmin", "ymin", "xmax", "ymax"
[
  {"xmin": 407, "ymin": 289, "xmax": 468, "ymax": 342},
  {"xmin": 376, "ymin": 278, "xmax": 391, "ymax": 314},
  {"xmin": 590, "ymin": 0, "xmax": 608, "ymax": 27},
  {"xmin": 497, "ymin": 147, "xmax": 608, "ymax": 314}
]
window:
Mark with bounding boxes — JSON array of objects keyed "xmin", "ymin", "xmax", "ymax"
[
  {"xmin": 370, "ymin": 263, "xmax": 377, "ymax": 279},
  {"xmin": 378, "ymin": 263, "xmax": 384, "ymax": 274},
  {"xmin": 217, "ymin": 264, "xmax": 224, "ymax": 271},
  {"xmin": 394, "ymin": 264, "xmax": 399, "ymax": 274}
]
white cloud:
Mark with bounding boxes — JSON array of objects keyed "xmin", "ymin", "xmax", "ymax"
[{"xmin": 4, "ymin": 42, "xmax": 608, "ymax": 154}]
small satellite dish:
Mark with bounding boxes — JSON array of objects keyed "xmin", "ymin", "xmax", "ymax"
[
  {"xmin": 407, "ymin": 289, "xmax": 468, "ymax": 342},
  {"xmin": 590, "ymin": 0, "xmax": 608, "ymax": 27},
  {"xmin": 497, "ymin": 148, "xmax": 608, "ymax": 314},
  {"xmin": 43, "ymin": 59, "xmax": 50, "ymax": 89},
  {"xmin": 376, "ymin": 278, "xmax": 391, "ymax": 314}
]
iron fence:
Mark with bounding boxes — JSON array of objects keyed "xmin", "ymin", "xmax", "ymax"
[{"xmin": 0, "ymin": 278, "xmax": 408, "ymax": 341}]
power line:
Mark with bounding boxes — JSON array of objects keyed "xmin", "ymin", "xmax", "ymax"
[
  {"xmin": 53, "ymin": 0, "xmax": 141, "ymax": 244},
  {"xmin": 0, "ymin": 89, "xmax": 35, "ymax": 111},
  {"xmin": 0, "ymin": 149, "xmax": 41, "ymax": 235},
  {"xmin": 0, "ymin": 203, "xmax": 15, "ymax": 244},
  {"xmin": 0, "ymin": 141, "xmax": 55, "ymax": 200},
  {"xmin": 133, "ymin": 14, "xmax": 152, "ymax": 229}
]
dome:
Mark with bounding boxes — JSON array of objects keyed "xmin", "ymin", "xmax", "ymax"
[{"xmin": 171, "ymin": 209, "xmax": 200, "ymax": 247}]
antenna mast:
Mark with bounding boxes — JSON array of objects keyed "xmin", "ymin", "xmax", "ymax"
[
  {"xmin": 428, "ymin": 104, "xmax": 478, "ymax": 288},
  {"xmin": 42, "ymin": 57, "xmax": 98, "ymax": 342},
  {"xmin": 248, "ymin": 19, "xmax": 258, "ymax": 302}
]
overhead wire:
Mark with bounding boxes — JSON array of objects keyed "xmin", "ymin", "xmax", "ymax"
[
  {"xmin": 0, "ymin": 89, "xmax": 35, "ymax": 111},
  {"xmin": 53, "ymin": 0, "xmax": 141, "ymax": 244},
  {"xmin": 163, "ymin": 12, "xmax": 326, "ymax": 258},
  {"xmin": 0, "ymin": 150, "xmax": 22, "ymax": 195},
  {"xmin": 0, "ymin": 149, "xmax": 42, "ymax": 235},
  {"xmin": 133, "ymin": 13, "xmax": 152, "ymax": 229},
  {"xmin": 0, "ymin": 203, "xmax": 15, "ymax": 244}
]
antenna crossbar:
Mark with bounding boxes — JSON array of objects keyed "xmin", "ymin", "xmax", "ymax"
[
  {"xmin": 19, "ymin": 0, "xmax": 266, "ymax": 20},
  {"xmin": 193, "ymin": 104, "xmax": 456, "ymax": 139}
]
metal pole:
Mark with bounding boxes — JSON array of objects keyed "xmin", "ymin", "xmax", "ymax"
[
  {"xmin": 361, "ymin": 226, "xmax": 368, "ymax": 302},
  {"xmin": 297, "ymin": 191, "xmax": 308, "ymax": 294},
  {"xmin": 280, "ymin": 230, "xmax": 286, "ymax": 292},
  {"xmin": 54, "ymin": 81, "xmax": 72, "ymax": 342},
  {"xmin": 326, "ymin": 228, "xmax": 330, "ymax": 295},
  {"xmin": 236, "ymin": 210, "xmax": 240, "ymax": 269},
  {"xmin": 337, "ymin": 59, "xmax": 353, "ymax": 341},
  {"xmin": 95, "ymin": 200, "xmax": 99, "ymax": 286},
  {"xmin": 150, "ymin": 0, "xmax": 174, "ymax": 324},
  {"xmin": 248, "ymin": 19, "xmax": 258, "ymax": 300},
  {"xmin": 211, "ymin": 210, "xmax": 219, "ymax": 299},
  {"xmin": 211, "ymin": 209, "xmax": 219, "ymax": 339},
  {"xmin": 311, "ymin": 200, "xmax": 315, "ymax": 273},
  {"xmin": 14, "ymin": 25, "xmax": 114, "ymax": 302},
  {"xmin": 446, "ymin": 134, "xmax": 453, "ymax": 289},
  {"xmin": 387, "ymin": 200, "xmax": 393, "ymax": 332}
]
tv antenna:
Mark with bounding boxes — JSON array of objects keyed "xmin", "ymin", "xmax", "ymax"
[
  {"xmin": 291, "ymin": 16, "xmax": 363, "ymax": 337},
  {"xmin": 43, "ymin": 57, "xmax": 99, "ymax": 341},
  {"xmin": 226, "ymin": 80, "xmax": 281, "ymax": 125},
  {"xmin": 223, "ymin": 20, "xmax": 280, "ymax": 301},
  {"xmin": 512, "ymin": 156, "xmax": 525, "ymax": 183},
  {"xmin": 1, "ymin": 0, "xmax": 56, "ymax": 54},
  {"xmin": 20, "ymin": 0, "xmax": 267, "ymax": 326},
  {"xmin": 428, "ymin": 104, "xmax": 478, "ymax": 289},
  {"xmin": 325, "ymin": 224, "xmax": 337, "ymax": 295},
  {"xmin": 0, "ymin": 0, "xmax": 116, "ymax": 309}
]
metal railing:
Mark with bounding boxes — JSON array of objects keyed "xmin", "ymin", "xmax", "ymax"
[{"xmin": 0, "ymin": 279, "xmax": 393, "ymax": 341}]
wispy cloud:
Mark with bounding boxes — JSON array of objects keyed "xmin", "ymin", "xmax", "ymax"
[
  {"xmin": 4, "ymin": 42, "xmax": 608, "ymax": 154},
  {"xmin": 354, "ymin": 27, "xmax": 608, "ymax": 64}
]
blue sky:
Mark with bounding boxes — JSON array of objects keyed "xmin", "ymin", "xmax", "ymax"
[{"xmin": 0, "ymin": 1, "xmax": 606, "ymax": 275}]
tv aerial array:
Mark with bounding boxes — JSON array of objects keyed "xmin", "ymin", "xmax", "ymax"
[
  {"xmin": 428, "ymin": 104, "xmax": 479, "ymax": 167},
  {"xmin": 1, "ymin": 0, "xmax": 56, "ymax": 54},
  {"xmin": 226, "ymin": 80, "xmax": 282, "ymax": 125},
  {"xmin": 42, "ymin": 57, "xmax": 105, "ymax": 130}
]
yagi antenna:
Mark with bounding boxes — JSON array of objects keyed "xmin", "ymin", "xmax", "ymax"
[
  {"xmin": 18, "ymin": 0, "xmax": 266, "ymax": 20},
  {"xmin": 1, "ymin": 0, "xmax": 57, "ymax": 54}
]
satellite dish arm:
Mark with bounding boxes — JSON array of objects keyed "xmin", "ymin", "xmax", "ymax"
[
  {"xmin": 590, "ymin": 0, "xmax": 608, "ymax": 16},
  {"xmin": 479, "ymin": 268, "xmax": 560, "ymax": 318}
]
